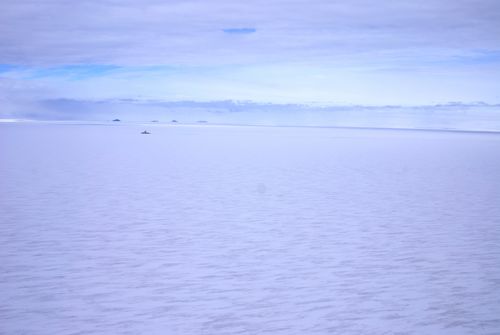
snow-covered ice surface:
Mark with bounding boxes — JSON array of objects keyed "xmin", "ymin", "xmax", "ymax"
[{"xmin": 1, "ymin": 122, "xmax": 500, "ymax": 335}]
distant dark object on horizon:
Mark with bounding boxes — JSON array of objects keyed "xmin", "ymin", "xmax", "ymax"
[
  {"xmin": 113, "ymin": 119, "xmax": 121, "ymax": 122},
  {"xmin": 171, "ymin": 120, "xmax": 178, "ymax": 123},
  {"xmin": 141, "ymin": 130, "xmax": 150, "ymax": 134},
  {"xmin": 151, "ymin": 120, "xmax": 159, "ymax": 123}
]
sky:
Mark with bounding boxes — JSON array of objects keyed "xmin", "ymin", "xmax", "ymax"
[{"xmin": 1, "ymin": 0, "xmax": 500, "ymax": 118}]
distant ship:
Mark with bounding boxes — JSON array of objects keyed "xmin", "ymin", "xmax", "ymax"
[
  {"xmin": 141, "ymin": 130, "xmax": 151, "ymax": 134},
  {"xmin": 113, "ymin": 119, "xmax": 121, "ymax": 122}
]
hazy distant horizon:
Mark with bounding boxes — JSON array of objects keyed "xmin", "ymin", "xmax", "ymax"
[{"xmin": 2, "ymin": 99, "xmax": 500, "ymax": 132}]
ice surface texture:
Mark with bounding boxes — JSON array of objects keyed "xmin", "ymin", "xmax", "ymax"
[{"xmin": 1, "ymin": 123, "xmax": 500, "ymax": 334}]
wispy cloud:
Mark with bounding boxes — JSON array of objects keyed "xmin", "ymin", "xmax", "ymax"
[
  {"xmin": 0, "ymin": 0, "xmax": 499, "ymax": 108},
  {"xmin": 1, "ymin": 0, "xmax": 499, "ymax": 66}
]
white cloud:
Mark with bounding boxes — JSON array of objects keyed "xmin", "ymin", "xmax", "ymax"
[
  {"xmin": 1, "ymin": 0, "xmax": 499, "ymax": 66},
  {"xmin": 0, "ymin": 0, "xmax": 499, "ymax": 107}
]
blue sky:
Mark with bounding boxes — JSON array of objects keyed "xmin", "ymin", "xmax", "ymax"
[{"xmin": 1, "ymin": 0, "xmax": 499, "ymax": 117}]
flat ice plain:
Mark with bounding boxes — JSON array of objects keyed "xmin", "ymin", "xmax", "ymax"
[{"xmin": 1, "ymin": 122, "xmax": 500, "ymax": 334}]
